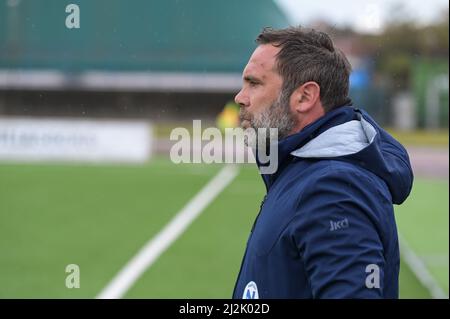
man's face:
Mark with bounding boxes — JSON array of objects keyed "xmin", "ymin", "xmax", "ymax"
[{"xmin": 235, "ymin": 44, "xmax": 296, "ymax": 140}]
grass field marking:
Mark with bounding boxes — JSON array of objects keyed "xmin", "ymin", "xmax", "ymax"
[
  {"xmin": 96, "ymin": 164, "xmax": 240, "ymax": 299},
  {"xmin": 420, "ymin": 254, "xmax": 449, "ymax": 267},
  {"xmin": 399, "ymin": 233, "xmax": 448, "ymax": 299}
]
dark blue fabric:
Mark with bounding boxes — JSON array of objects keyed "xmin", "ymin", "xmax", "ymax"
[{"xmin": 232, "ymin": 106, "xmax": 413, "ymax": 299}]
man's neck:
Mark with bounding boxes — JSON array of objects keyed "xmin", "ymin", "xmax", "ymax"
[{"xmin": 289, "ymin": 105, "xmax": 325, "ymax": 135}]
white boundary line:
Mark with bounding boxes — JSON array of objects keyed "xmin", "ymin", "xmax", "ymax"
[
  {"xmin": 399, "ymin": 233, "xmax": 448, "ymax": 299},
  {"xmin": 96, "ymin": 164, "xmax": 240, "ymax": 299}
]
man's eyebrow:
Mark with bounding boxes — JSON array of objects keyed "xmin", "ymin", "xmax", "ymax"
[{"xmin": 243, "ymin": 75, "xmax": 262, "ymax": 83}]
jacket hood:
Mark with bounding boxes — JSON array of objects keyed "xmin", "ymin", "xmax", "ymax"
[{"xmin": 289, "ymin": 108, "xmax": 413, "ymax": 204}]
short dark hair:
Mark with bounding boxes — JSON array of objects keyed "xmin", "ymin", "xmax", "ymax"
[{"xmin": 256, "ymin": 26, "xmax": 352, "ymax": 112}]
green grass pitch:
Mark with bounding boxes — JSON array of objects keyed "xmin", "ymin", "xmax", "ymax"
[{"xmin": 0, "ymin": 158, "xmax": 447, "ymax": 298}]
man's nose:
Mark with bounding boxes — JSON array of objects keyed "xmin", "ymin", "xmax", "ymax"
[{"xmin": 235, "ymin": 89, "xmax": 249, "ymax": 108}]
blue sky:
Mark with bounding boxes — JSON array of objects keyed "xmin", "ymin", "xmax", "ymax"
[{"xmin": 275, "ymin": 0, "xmax": 448, "ymax": 33}]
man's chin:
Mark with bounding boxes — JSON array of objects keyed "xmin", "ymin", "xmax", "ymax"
[{"xmin": 240, "ymin": 120, "xmax": 251, "ymax": 130}]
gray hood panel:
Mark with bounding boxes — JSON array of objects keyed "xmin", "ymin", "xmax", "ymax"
[{"xmin": 291, "ymin": 118, "xmax": 377, "ymax": 158}]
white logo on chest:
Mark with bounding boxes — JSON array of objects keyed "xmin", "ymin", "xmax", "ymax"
[{"xmin": 242, "ymin": 281, "xmax": 259, "ymax": 299}]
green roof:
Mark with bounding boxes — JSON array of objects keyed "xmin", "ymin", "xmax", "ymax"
[{"xmin": 0, "ymin": 0, "xmax": 289, "ymax": 72}]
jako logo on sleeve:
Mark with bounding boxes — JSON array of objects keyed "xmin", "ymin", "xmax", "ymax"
[
  {"xmin": 329, "ymin": 218, "xmax": 349, "ymax": 231},
  {"xmin": 242, "ymin": 281, "xmax": 259, "ymax": 299}
]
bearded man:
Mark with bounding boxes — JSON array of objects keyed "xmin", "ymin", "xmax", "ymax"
[{"xmin": 232, "ymin": 26, "xmax": 413, "ymax": 299}]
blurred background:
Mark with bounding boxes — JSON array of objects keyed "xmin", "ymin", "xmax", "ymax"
[{"xmin": 0, "ymin": 0, "xmax": 448, "ymax": 298}]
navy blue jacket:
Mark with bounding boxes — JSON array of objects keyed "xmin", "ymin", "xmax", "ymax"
[{"xmin": 232, "ymin": 106, "xmax": 413, "ymax": 299}]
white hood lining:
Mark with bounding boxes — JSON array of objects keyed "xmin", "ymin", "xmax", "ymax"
[{"xmin": 290, "ymin": 118, "xmax": 377, "ymax": 158}]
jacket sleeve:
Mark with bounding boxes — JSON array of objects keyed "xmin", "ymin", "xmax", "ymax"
[{"xmin": 289, "ymin": 167, "xmax": 388, "ymax": 298}]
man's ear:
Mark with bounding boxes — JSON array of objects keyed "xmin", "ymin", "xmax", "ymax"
[{"xmin": 290, "ymin": 81, "xmax": 321, "ymax": 113}]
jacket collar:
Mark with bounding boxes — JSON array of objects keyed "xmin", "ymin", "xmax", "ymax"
[{"xmin": 257, "ymin": 106, "xmax": 359, "ymax": 190}]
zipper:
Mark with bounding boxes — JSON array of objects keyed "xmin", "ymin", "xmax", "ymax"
[
  {"xmin": 250, "ymin": 194, "xmax": 267, "ymax": 233},
  {"xmin": 231, "ymin": 194, "xmax": 267, "ymax": 298}
]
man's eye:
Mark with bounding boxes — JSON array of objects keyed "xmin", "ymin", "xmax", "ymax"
[{"xmin": 249, "ymin": 81, "xmax": 259, "ymax": 87}]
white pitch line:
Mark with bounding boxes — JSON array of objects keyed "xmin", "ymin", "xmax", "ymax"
[
  {"xmin": 96, "ymin": 164, "xmax": 240, "ymax": 299},
  {"xmin": 399, "ymin": 233, "xmax": 448, "ymax": 299}
]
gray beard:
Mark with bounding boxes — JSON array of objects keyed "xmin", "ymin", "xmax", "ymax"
[{"xmin": 240, "ymin": 90, "xmax": 297, "ymax": 148}]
